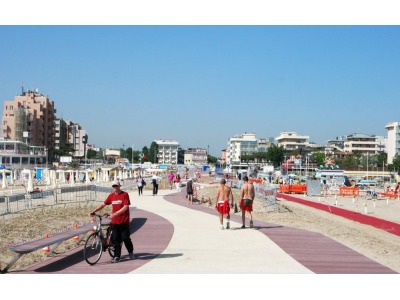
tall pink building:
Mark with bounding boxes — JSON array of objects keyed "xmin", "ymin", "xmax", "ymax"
[{"xmin": 1, "ymin": 87, "xmax": 56, "ymax": 160}]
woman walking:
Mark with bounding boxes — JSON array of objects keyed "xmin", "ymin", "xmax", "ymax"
[{"xmin": 137, "ymin": 175, "xmax": 145, "ymax": 196}]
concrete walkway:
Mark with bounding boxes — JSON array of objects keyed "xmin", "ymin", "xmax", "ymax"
[{"xmin": 130, "ymin": 189, "xmax": 312, "ymax": 274}]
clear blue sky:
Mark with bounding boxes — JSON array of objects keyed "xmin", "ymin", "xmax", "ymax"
[{"xmin": 1, "ymin": 25, "xmax": 399, "ymax": 156}]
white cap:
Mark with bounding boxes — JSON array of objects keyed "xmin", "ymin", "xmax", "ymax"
[{"xmin": 111, "ymin": 180, "xmax": 121, "ymax": 187}]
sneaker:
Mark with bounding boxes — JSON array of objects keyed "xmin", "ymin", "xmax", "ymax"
[
  {"xmin": 226, "ymin": 222, "xmax": 230, "ymax": 229},
  {"xmin": 129, "ymin": 252, "xmax": 135, "ymax": 260},
  {"xmin": 111, "ymin": 257, "xmax": 120, "ymax": 263},
  {"xmin": 250, "ymin": 220, "xmax": 253, "ymax": 229},
  {"xmin": 220, "ymin": 225, "xmax": 224, "ymax": 230},
  {"xmin": 241, "ymin": 225, "xmax": 246, "ymax": 229}
]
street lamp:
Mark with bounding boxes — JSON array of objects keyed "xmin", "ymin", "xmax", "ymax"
[{"xmin": 132, "ymin": 144, "xmax": 134, "ymax": 164}]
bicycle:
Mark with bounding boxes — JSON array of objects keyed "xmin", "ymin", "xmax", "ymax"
[{"xmin": 83, "ymin": 213, "xmax": 116, "ymax": 265}]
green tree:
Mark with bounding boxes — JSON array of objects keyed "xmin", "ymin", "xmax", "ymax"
[
  {"xmin": 149, "ymin": 142, "xmax": 159, "ymax": 163},
  {"xmin": 207, "ymin": 154, "xmax": 218, "ymax": 164},
  {"xmin": 68, "ymin": 161, "xmax": 80, "ymax": 169},
  {"xmin": 266, "ymin": 144, "xmax": 284, "ymax": 167},
  {"xmin": 388, "ymin": 154, "xmax": 400, "ymax": 172},
  {"xmin": 142, "ymin": 146, "xmax": 149, "ymax": 162},
  {"xmin": 312, "ymin": 152, "xmax": 326, "ymax": 167},
  {"xmin": 375, "ymin": 152, "xmax": 387, "ymax": 169},
  {"xmin": 86, "ymin": 149, "xmax": 97, "ymax": 159}
]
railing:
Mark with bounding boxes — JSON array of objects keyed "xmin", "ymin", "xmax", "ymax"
[{"xmin": 0, "ymin": 182, "xmax": 137, "ymax": 217}]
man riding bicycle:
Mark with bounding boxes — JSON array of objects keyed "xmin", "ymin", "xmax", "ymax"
[{"xmin": 89, "ymin": 180, "xmax": 134, "ymax": 263}]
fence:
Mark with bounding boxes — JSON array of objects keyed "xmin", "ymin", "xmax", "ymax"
[
  {"xmin": 339, "ymin": 186, "xmax": 360, "ymax": 197},
  {"xmin": 0, "ymin": 181, "xmax": 137, "ymax": 217}
]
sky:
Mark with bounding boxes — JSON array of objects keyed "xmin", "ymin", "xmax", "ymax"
[{"xmin": 1, "ymin": 3, "xmax": 399, "ymax": 159}]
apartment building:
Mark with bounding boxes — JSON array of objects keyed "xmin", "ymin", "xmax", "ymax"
[
  {"xmin": 226, "ymin": 133, "xmax": 258, "ymax": 165},
  {"xmin": 343, "ymin": 133, "xmax": 385, "ymax": 155},
  {"xmin": 275, "ymin": 131, "xmax": 310, "ymax": 150},
  {"xmin": 55, "ymin": 118, "xmax": 68, "ymax": 153},
  {"xmin": 184, "ymin": 148, "xmax": 207, "ymax": 165},
  {"xmin": 385, "ymin": 122, "xmax": 400, "ymax": 164},
  {"xmin": 155, "ymin": 139, "xmax": 179, "ymax": 165},
  {"xmin": 64, "ymin": 120, "xmax": 88, "ymax": 158},
  {"xmin": 1, "ymin": 88, "xmax": 56, "ymax": 160}
]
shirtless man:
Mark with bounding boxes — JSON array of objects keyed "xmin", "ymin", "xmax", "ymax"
[
  {"xmin": 215, "ymin": 178, "xmax": 234, "ymax": 230},
  {"xmin": 240, "ymin": 176, "xmax": 255, "ymax": 228}
]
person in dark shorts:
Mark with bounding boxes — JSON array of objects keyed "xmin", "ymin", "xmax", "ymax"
[
  {"xmin": 89, "ymin": 180, "xmax": 134, "ymax": 262},
  {"xmin": 186, "ymin": 177, "xmax": 194, "ymax": 204}
]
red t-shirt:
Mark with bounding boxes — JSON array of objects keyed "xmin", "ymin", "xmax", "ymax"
[{"xmin": 104, "ymin": 191, "xmax": 131, "ymax": 224}]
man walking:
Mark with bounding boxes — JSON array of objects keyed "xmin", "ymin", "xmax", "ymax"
[
  {"xmin": 151, "ymin": 173, "xmax": 159, "ymax": 196},
  {"xmin": 240, "ymin": 176, "xmax": 255, "ymax": 228},
  {"xmin": 186, "ymin": 177, "xmax": 195, "ymax": 205},
  {"xmin": 215, "ymin": 178, "xmax": 234, "ymax": 230},
  {"xmin": 89, "ymin": 180, "xmax": 134, "ymax": 262}
]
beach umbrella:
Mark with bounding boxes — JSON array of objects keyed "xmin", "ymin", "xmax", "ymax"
[
  {"xmin": 1, "ymin": 169, "xmax": 7, "ymax": 189},
  {"xmin": 85, "ymin": 170, "xmax": 90, "ymax": 184},
  {"xmin": 44, "ymin": 168, "xmax": 51, "ymax": 185},
  {"xmin": 70, "ymin": 171, "xmax": 75, "ymax": 187},
  {"xmin": 60, "ymin": 170, "xmax": 66, "ymax": 183},
  {"xmin": 27, "ymin": 169, "xmax": 34, "ymax": 193},
  {"xmin": 50, "ymin": 170, "xmax": 57, "ymax": 189},
  {"xmin": 10, "ymin": 170, "xmax": 14, "ymax": 185}
]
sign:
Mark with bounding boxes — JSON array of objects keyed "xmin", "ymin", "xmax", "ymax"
[{"xmin": 60, "ymin": 156, "xmax": 72, "ymax": 163}]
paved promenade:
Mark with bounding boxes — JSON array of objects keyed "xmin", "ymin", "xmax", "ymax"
[
  {"xmin": 130, "ymin": 189, "xmax": 311, "ymax": 274},
  {"xmin": 12, "ymin": 186, "xmax": 397, "ymax": 275}
]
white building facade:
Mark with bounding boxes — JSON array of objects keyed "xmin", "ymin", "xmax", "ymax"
[
  {"xmin": 184, "ymin": 148, "xmax": 208, "ymax": 165},
  {"xmin": 275, "ymin": 132, "xmax": 310, "ymax": 150},
  {"xmin": 385, "ymin": 122, "xmax": 400, "ymax": 164},
  {"xmin": 226, "ymin": 133, "xmax": 258, "ymax": 165},
  {"xmin": 155, "ymin": 139, "xmax": 179, "ymax": 165},
  {"xmin": 343, "ymin": 133, "xmax": 385, "ymax": 155}
]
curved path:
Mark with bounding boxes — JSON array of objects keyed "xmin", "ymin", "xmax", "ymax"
[{"xmin": 10, "ymin": 187, "xmax": 397, "ymax": 274}]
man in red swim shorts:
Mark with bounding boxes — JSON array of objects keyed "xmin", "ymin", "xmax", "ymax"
[
  {"xmin": 215, "ymin": 178, "xmax": 234, "ymax": 230},
  {"xmin": 240, "ymin": 176, "xmax": 255, "ymax": 228}
]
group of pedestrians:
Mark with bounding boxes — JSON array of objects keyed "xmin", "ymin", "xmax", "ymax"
[
  {"xmin": 87, "ymin": 171, "xmax": 255, "ymax": 264},
  {"xmin": 167, "ymin": 170, "xmax": 182, "ymax": 192},
  {"xmin": 215, "ymin": 176, "xmax": 254, "ymax": 230}
]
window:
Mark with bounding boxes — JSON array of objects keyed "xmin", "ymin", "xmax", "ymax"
[
  {"xmin": 9, "ymin": 106, "xmax": 13, "ymax": 110},
  {"xmin": 3, "ymin": 121, "xmax": 7, "ymax": 125}
]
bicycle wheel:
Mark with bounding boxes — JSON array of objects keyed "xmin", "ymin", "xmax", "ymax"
[
  {"xmin": 108, "ymin": 243, "xmax": 115, "ymax": 258},
  {"xmin": 106, "ymin": 229, "xmax": 115, "ymax": 258},
  {"xmin": 84, "ymin": 232, "xmax": 103, "ymax": 265}
]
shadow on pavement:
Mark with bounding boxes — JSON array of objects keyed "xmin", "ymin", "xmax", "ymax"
[{"xmin": 134, "ymin": 252, "xmax": 183, "ymax": 260}]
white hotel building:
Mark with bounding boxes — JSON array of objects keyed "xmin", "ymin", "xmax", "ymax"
[
  {"xmin": 226, "ymin": 133, "xmax": 258, "ymax": 166},
  {"xmin": 155, "ymin": 139, "xmax": 179, "ymax": 165},
  {"xmin": 275, "ymin": 132, "xmax": 310, "ymax": 150},
  {"xmin": 385, "ymin": 121, "xmax": 400, "ymax": 164}
]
